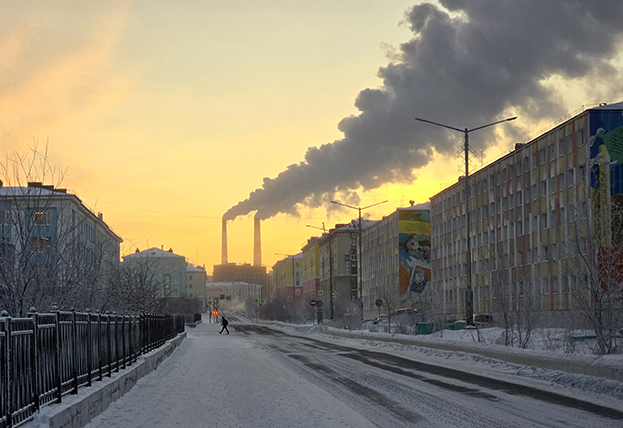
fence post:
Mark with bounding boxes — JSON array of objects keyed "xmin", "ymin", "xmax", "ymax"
[
  {"xmin": 106, "ymin": 312, "xmax": 112, "ymax": 378},
  {"xmin": 97, "ymin": 310, "xmax": 103, "ymax": 382},
  {"xmin": 27, "ymin": 307, "xmax": 40, "ymax": 412},
  {"xmin": 71, "ymin": 308, "xmax": 78, "ymax": 395},
  {"xmin": 51, "ymin": 305, "xmax": 62, "ymax": 404},
  {"xmin": 121, "ymin": 315, "xmax": 126, "ymax": 370},
  {"xmin": 1, "ymin": 311, "xmax": 12, "ymax": 428},
  {"xmin": 113, "ymin": 312, "xmax": 119, "ymax": 373},
  {"xmin": 85, "ymin": 309, "xmax": 92, "ymax": 387}
]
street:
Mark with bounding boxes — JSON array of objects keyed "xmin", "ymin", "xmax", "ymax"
[{"xmin": 85, "ymin": 319, "xmax": 623, "ymax": 428}]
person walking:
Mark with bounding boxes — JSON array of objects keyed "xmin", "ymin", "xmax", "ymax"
[{"xmin": 219, "ymin": 316, "xmax": 230, "ymax": 334}]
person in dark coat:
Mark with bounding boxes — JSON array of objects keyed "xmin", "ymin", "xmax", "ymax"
[{"xmin": 219, "ymin": 316, "xmax": 230, "ymax": 334}]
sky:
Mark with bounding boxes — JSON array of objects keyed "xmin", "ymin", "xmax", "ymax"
[{"xmin": 2, "ymin": 1, "xmax": 623, "ymax": 273}]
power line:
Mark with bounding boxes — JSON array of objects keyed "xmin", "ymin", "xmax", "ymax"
[{"xmin": 79, "ymin": 196, "xmax": 221, "ymax": 220}]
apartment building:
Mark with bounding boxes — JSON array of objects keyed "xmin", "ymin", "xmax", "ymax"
[
  {"xmin": 361, "ymin": 207, "xmax": 431, "ymax": 319},
  {"xmin": 430, "ymin": 102, "xmax": 623, "ymax": 321},
  {"xmin": 0, "ymin": 183, "xmax": 121, "ymax": 290},
  {"xmin": 123, "ymin": 247, "xmax": 186, "ymax": 298}
]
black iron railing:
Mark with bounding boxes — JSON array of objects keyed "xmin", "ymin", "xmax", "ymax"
[{"xmin": 0, "ymin": 309, "xmax": 185, "ymax": 428}]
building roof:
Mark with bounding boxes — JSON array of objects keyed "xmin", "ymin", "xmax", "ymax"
[
  {"xmin": 186, "ymin": 264, "xmax": 206, "ymax": 273},
  {"xmin": 124, "ymin": 247, "xmax": 185, "ymax": 259},
  {"xmin": 590, "ymin": 101, "xmax": 623, "ymax": 110},
  {"xmin": 0, "ymin": 185, "xmax": 122, "ymax": 242}
]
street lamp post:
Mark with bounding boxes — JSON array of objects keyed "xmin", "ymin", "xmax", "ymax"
[
  {"xmin": 307, "ymin": 223, "xmax": 334, "ymax": 319},
  {"xmin": 330, "ymin": 200, "xmax": 388, "ymax": 312},
  {"xmin": 415, "ymin": 116, "xmax": 516, "ymax": 325}
]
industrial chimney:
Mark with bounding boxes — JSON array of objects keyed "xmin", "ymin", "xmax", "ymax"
[
  {"xmin": 253, "ymin": 217, "xmax": 261, "ymax": 266},
  {"xmin": 221, "ymin": 219, "xmax": 228, "ymax": 265}
]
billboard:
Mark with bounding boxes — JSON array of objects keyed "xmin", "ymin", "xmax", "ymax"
[{"xmin": 397, "ymin": 209, "xmax": 431, "ymax": 307}]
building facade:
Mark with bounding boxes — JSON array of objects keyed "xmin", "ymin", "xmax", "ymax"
[
  {"xmin": 270, "ymin": 253, "xmax": 303, "ymax": 301},
  {"xmin": 361, "ymin": 208, "xmax": 431, "ymax": 319},
  {"xmin": 430, "ymin": 102, "xmax": 623, "ymax": 321},
  {"xmin": 186, "ymin": 264, "xmax": 207, "ymax": 305},
  {"xmin": 301, "ymin": 237, "xmax": 321, "ymax": 300},
  {"xmin": 123, "ymin": 247, "xmax": 187, "ymax": 298},
  {"xmin": 316, "ymin": 222, "xmax": 361, "ymax": 316},
  {"xmin": 0, "ymin": 183, "xmax": 122, "ymax": 313},
  {"xmin": 213, "ymin": 263, "xmax": 267, "ymax": 286}
]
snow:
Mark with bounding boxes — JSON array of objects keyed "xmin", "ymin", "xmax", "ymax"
[
  {"xmin": 82, "ymin": 320, "xmax": 377, "ymax": 428},
  {"xmin": 25, "ymin": 315, "xmax": 623, "ymax": 428},
  {"xmin": 266, "ymin": 321, "xmax": 623, "ymax": 405}
]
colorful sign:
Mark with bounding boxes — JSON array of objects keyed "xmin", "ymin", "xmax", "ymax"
[{"xmin": 398, "ymin": 210, "xmax": 431, "ymax": 306}]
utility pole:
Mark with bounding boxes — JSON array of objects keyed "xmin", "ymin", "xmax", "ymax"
[
  {"xmin": 415, "ymin": 116, "xmax": 516, "ymax": 325},
  {"xmin": 331, "ymin": 200, "xmax": 388, "ymax": 315},
  {"xmin": 307, "ymin": 223, "xmax": 334, "ymax": 319}
]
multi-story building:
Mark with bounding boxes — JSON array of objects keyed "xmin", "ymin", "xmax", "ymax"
[
  {"xmin": 361, "ymin": 207, "xmax": 431, "ymax": 319},
  {"xmin": 123, "ymin": 247, "xmax": 186, "ymax": 297},
  {"xmin": 270, "ymin": 253, "xmax": 303, "ymax": 301},
  {"xmin": 0, "ymin": 182, "xmax": 122, "ymax": 313},
  {"xmin": 213, "ymin": 263, "xmax": 267, "ymax": 287},
  {"xmin": 316, "ymin": 222, "xmax": 361, "ymax": 315},
  {"xmin": 186, "ymin": 264, "xmax": 207, "ymax": 306},
  {"xmin": 301, "ymin": 237, "xmax": 321, "ymax": 300},
  {"xmin": 430, "ymin": 102, "xmax": 623, "ymax": 321}
]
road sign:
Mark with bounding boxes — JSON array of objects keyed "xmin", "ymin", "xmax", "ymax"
[
  {"xmin": 310, "ymin": 300, "xmax": 317, "ymax": 306},
  {"xmin": 254, "ymin": 298, "xmax": 259, "ymax": 304},
  {"xmin": 207, "ymin": 300, "xmax": 213, "ymax": 306},
  {"xmin": 318, "ymin": 290, "xmax": 324, "ymax": 296},
  {"xmin": 260, "ymin": 299, "xmax": 265, "ymax": 305},
  {"xmin": 315, "ymin": 300, "xmax": 323, "ymax": 309},
  {"xmin": 287, "ymin": 296, "xmax": 293, "ymax": 302},
  {"xmin": 375, "ymin": 299, "xmax": 383, "ymax": 307}
]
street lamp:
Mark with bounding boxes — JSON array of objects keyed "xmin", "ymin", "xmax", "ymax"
[
  {"xmin": 415, "ymin": 115, "xmax": 516, "ymax": 325},
  {"xmin": 307, "ymin": 223, "xmax": 334, "ymax": 319},
  {"xmin": 330, "ymin": 199, "xmax": 388, "ymax": 310}
]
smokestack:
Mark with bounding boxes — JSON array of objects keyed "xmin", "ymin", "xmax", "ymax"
[
  {"xmin": 221, "ymin": 219, "xmax": 228, "ymax": 265},
  {"xmin": 253, "ymin": 217, "xmax": 261, "ymax": 266}
]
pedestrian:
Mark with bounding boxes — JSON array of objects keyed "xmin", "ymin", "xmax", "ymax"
[{"xmin": 219, "ymin": 316, "xmax": 229, "ymax": 334}]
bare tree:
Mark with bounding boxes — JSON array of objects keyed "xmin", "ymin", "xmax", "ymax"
[
  {"xmin": 375, "ymin": 283, "xmax": 401, "ymax": 333},
  {"xmin": 566, "ymin": 198, "xmax": 623, "ymax": 355},
  {"xmin": 0, "ymin": 144, "xmax": 119, "ymax": 315}
]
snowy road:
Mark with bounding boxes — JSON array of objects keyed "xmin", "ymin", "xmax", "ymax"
[{"xmin": 85, "ymin": 321, "xmax": 623, "ymax": 428}]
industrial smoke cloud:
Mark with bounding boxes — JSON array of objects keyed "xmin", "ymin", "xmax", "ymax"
[{"xmin": 224, "ymin": 0, "xmax": 623, "ymax": 221}]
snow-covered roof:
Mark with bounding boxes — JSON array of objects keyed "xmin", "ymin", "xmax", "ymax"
[
  {"xmin": 124, "ymin": 247, "xmax": 185, "ymax": 259},
  {"xmin": 590, "ymin": 101, "xmax": 623, "ymax": 110},
  {"xmin": 186, "ymin": 264, "xmax": 206, "ymax": 273}
]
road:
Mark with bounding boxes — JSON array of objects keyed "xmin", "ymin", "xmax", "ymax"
[{"xmin": 85, "ymin": 319, "xmax": 623, "ymax": 428}]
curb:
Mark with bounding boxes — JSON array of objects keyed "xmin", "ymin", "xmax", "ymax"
[
  {"xmin": 316, "ymin": 328, "xmax": 623, "ymax": 383},
  {"xmin": 25, "ymin": 333, "xmax": 186, "ymax": 428}
]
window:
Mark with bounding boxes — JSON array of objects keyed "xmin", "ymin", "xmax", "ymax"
[
  {"xmin": 0, "ymin": 211, "xmax": 9, "ymax": 225},
  {"xmin": 33, "ymin": 211, "xmax": 51, "ymax": 226},
  {"xmin": 174, "ymin": 263, "xmax": 178, "ymax": 271},
  {"xmin": 165, "ymin": 263, "xmax": 170, "ymax": 271},
  {"xmin": 31, "ymin": 237, "xmax": 52, "ymax": 252},
  {"xmin": 173, "ymin": 276, "xmax": 178, "ymax": 285}
]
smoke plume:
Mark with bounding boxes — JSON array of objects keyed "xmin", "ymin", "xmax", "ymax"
[{"xmin": 224, "ymin": 0, "xmax": 623, "ymax": 221}]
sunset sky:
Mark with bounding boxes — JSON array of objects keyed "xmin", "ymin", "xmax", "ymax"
[{"xmin": 2, "ymin": 1, "xmax": 622, "ymax": 273}]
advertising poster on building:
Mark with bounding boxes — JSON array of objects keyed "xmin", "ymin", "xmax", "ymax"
[
  {"xmin": 589, "ymin": 109, "xmax": 623, "ymax": 205},
  {"xmin": 398, "ymin": 209, "xmax": 431, "ymax": 308}
]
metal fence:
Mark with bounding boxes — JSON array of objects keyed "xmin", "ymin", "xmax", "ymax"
[{"xmin": 0, "ymin": 309, "xmax": 185, "ymax": 428}]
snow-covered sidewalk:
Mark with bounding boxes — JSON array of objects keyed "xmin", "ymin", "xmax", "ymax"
[{"xmin": 78, "ymin": 321, "xmax": 376, "ymax": 428}]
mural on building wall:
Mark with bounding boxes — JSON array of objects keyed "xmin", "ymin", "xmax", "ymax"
[
  {"xmin": 398, "ymin": 210, "xmax": 431, "ymax": 307},
  {"xmin": 589, "ymin": 109, "xmax": 623, "ymax": 206}
]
